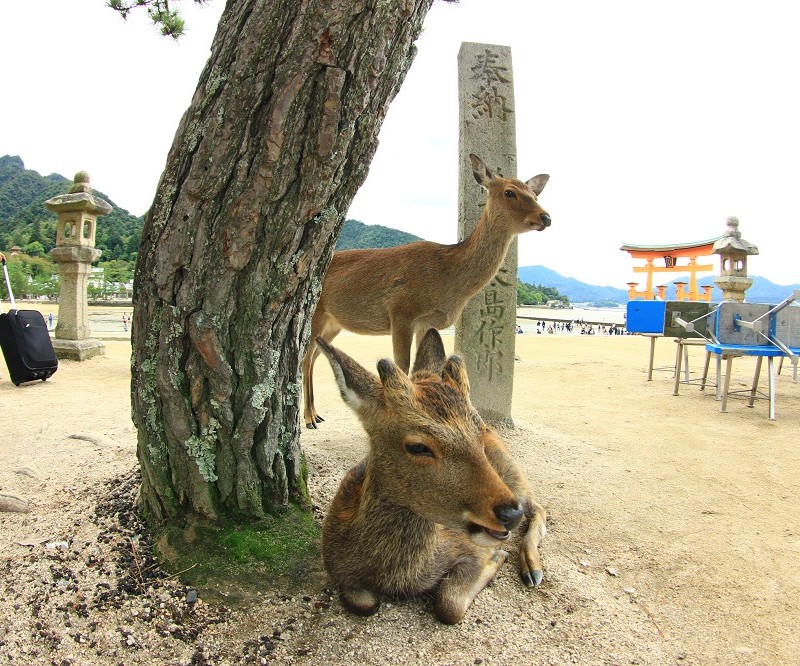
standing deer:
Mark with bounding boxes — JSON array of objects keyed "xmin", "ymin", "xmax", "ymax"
[
  {"xmin": 303, "ymin": 154, "xmax": 550, "ymax": 427},
  {"xmin": 318, "ymin": 328, "xmax": 547, "ymax": 624}
]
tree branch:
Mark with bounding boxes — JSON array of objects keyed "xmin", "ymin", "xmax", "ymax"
[{"xmin": 107, "ymin": 0, "xmax": 210, "ymax": 39}]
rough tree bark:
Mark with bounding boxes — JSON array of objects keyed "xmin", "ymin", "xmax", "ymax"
[{"xmin": 132, "ymin": 0, "xmax": 434, "ymax": 525}]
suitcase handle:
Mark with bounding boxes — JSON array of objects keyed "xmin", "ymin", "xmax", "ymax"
[{"xmin": 2, "ymin": 258, "xmax": 17, "ymax": 312}]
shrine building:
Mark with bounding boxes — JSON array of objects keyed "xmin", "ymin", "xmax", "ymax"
[{"xmin": 621, "ymin": 238, "xmax": 721, "ymax": 301}]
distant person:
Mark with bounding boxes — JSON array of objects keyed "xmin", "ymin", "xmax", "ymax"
[{"xmin": 48, "ymin": 313, "xmax": 53, "ymax": 329}]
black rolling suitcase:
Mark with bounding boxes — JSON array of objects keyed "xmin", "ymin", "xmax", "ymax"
[{"xmin": 0, "ymin": 258, "xmax": 58, "ymax": 386}]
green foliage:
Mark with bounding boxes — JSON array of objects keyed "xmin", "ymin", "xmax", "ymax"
[
  {"xmin": 23, "ymin": 241, "xmax": 45, "ymax": 257},
  {"xmin": 107, "ymin": 0, "xmax": 210, "ymax": 39},
  {"xmin": 0, "ymin": 253, "xmax": 59, "ymax": 300},
  {"xmin": 101, "ymin": 259, "xmax": 134, "ymax": 284},
  {"xmin": 336, "ymin": 218, "xmax": 421, "ymax": 250},
  {"xmin": 0, "ymin": 155, "xmax": 144, "ymax": 263},
  {"xmin": 517, "ymin": 279, "xmax": 569, "ymax": 306},
  {"xmin": 1, "ymin": 258, "xmax": 27, "ymax": 301}
]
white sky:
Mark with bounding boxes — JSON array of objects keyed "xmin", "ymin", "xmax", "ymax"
[{"xmin": 1, "ymin": 0, "xmax": 798, "ymax": 289}]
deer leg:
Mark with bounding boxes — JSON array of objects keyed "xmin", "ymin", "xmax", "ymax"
[
  {"xmin": 302, "ymin": 316, "xmax": 342, "ymax": 428},
  {"xmin": 390, "ymin": 321, "xmax": 415, "ymax": 374},
  {"xmin": 339, "ymin": 587, "xmax": 381, "ymax": 617},
  {"xmin": 434, "ymin": 549, "xmax": 508, "ymax": 625},
  {"xmin": 302, "ymin": 342, "xmax": 322, "ymax": 428},
  {"xmin": 483, "ymin": 433, "xmax": 546, "ymax": 587},
  {"xmin": 518, "ymin": 502, "xmax": 547, "ymax": 587}
]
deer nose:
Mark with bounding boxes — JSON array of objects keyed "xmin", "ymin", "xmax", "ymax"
[
  {"xmin": 540, "ymin": 213, "xmax": 551, "ymax": 228},
  {"xmin": 494, "ymin": 503, "xmax": 524, "ymax": 531}
]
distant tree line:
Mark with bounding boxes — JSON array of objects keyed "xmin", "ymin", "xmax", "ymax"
[
  {"xmin": 517, "ymin": 280, "xmax": 569, "ymax": 306},
  {"xmin": 0, "ymin": 252, "xmax": 134, "ymax": 301},
  {"xmin": 1, "ymin": 253, "xmax": 59, "ymax": 301}
]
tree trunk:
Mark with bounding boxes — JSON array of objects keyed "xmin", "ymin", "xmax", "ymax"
[{"xmin": 131, "ymin": 0, "xmax": 434, "ymax": 525}]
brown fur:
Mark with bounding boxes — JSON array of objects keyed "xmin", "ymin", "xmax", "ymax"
[
  {"xmin": 303, "ymin": 154, "xmax": 550, "ymax": 427},
  {"xmin": 317, "ymin": 329, "xmax": 547, "ymax": 625}
]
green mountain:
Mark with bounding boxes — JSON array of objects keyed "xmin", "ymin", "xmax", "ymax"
[
  {"xmin": 335, "ymin": 218, "xmax": 421, "ymax": 250},
  {"xmin": 0, "ymin": 155, "xmax": 142, "ymax": 261},
  {"xmin": 1, "ymin": 155, "xmax": 420, "ymax": 260}
]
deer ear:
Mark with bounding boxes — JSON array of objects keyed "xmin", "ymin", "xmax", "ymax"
[
  {"xmin": 316, "ymin": 338, "xmax": 380, "ymax": 413},
  {"xmin": 527, "ymin": 174, "xmax": 549, "ymax": 196},
  {"xmin": 470, "ymin": 154, "xmax": 495, "ymax": 188},
  {"xmin": 442, "ymin": 356, "xmax": 471, "ymax": 398},
  {"xmin": 411, "ymin": 328, "xmax": 447, "ymax": 375},
  {"xmin": 376, "ymin": 359, "xmax": 415, "ymax": 403}
]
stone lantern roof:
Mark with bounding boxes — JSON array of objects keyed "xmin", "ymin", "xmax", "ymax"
[
  {"xmin": 712, "ymin": 217, "xmax": 759, "ymax": 257},
  {"xmin": 44, "ymin": 171, "xmax": 112, "ymax": 217}
]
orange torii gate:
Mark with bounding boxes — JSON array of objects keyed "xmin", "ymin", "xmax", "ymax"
[{"xmin": 621, "ymin": 238, "xmax": 721, "ymax": 301}]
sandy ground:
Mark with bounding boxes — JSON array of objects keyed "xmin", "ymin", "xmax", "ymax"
[{"xmin": 1, "ymin": 310, "xmax": 799, "ymax": 665}]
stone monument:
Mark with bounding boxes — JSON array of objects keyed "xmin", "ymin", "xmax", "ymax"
[
  {"xmin": 46, "ymin": 171, "xmax": 111, "ymax": 360},
  {"xmin": 454, "ymin": 42, "xmax": 518, "ymax": 425},
  {"xmin": 712, "ymin": 216, "xmax": 759, "ymax": 302}
]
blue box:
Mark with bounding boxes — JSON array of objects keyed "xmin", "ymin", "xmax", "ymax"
[{"xmin": 626, "ymin": 300, "xmax": 666, "ymax": 334}]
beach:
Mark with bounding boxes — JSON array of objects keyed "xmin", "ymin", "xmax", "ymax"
[{"xmin": 1, "ymin": 324, "xmax": 798, "ymax": 664}]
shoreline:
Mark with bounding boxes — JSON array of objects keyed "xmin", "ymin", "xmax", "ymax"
[
  {"xmin": 10, "ymin": 301, "xmax": 627, "ymax": 338},
  {"xmin": 517, "ymin": 304, "xmax": 626, "ymax": 327}
]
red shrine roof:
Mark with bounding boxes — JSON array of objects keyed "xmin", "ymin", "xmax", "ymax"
[{"xmin": 620, "ymin": 237, "xmax": 722, "ymax": 254}]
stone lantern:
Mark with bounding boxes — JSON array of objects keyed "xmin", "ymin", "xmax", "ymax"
[
  {"xmin": 712, "ymin": 216, "xmax": 759, "ymax": 302},
  {"xmin": 46, "ymin": 171, "xmax": 111, "ymax": 360}
]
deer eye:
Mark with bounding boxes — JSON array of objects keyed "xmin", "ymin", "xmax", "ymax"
[
  {"xmin": 504, "ymin": 189, "xmax": 516, "ymax": 199},
  {"xmin": 405, "ymin": 443, "xmax": 434, "ymax": 457}
]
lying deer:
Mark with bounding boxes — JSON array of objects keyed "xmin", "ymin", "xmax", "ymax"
[
  {"xmin": 303, "ymin": 154, "xmax": 550, "ymax": 427},
  {"xmin": 318, "ymin": 328, "xmax": 547, "ymax": 625}
]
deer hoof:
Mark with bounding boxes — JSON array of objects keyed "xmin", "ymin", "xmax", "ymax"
[
  {"xmin": 522, "ymin": 569, "xmax": 543, "ymax": 588},
  {"xmin": 306, "ymin": 421, "xmax": 317, "ymax": 430},
  {"xmin": 315, "ymin": 415, "xmax": 325, "ymax": 423},
  {"xmin": 492, "ymin": 549, "xmax": 509, "ymax": 564},
  {"xmin": 340, "ymin": 589, "xmax": 380, "ymax": 616}
]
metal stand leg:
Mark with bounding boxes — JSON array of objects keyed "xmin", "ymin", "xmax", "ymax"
[
  {"xmin": 647, "ymin": 336, "xmax": 656, "ymax": 381},
  {"xmin": 768, "ymin": 357, "xmax": 776, "ymax": 420},
  {"xmin": 720, "ymin": 355, "xmax": 734, "ymax": 413},
  {"xmin": 748, "ymin": 356, "xmax": 762, "ymax": 408},
  {"xmin": 715, "ymin": 355, "xmax": 723, "ymax": 401},
  {"xmin": 700, "ymin": 352, "xmax": 711, "ymax": 391},
  {"xmin": 684, "ymin": 344, "xmax": 690, "ymax": 382},
  {"xmin": 673, "ymin": 341, "xmax": 683, "ymax": 396}
]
